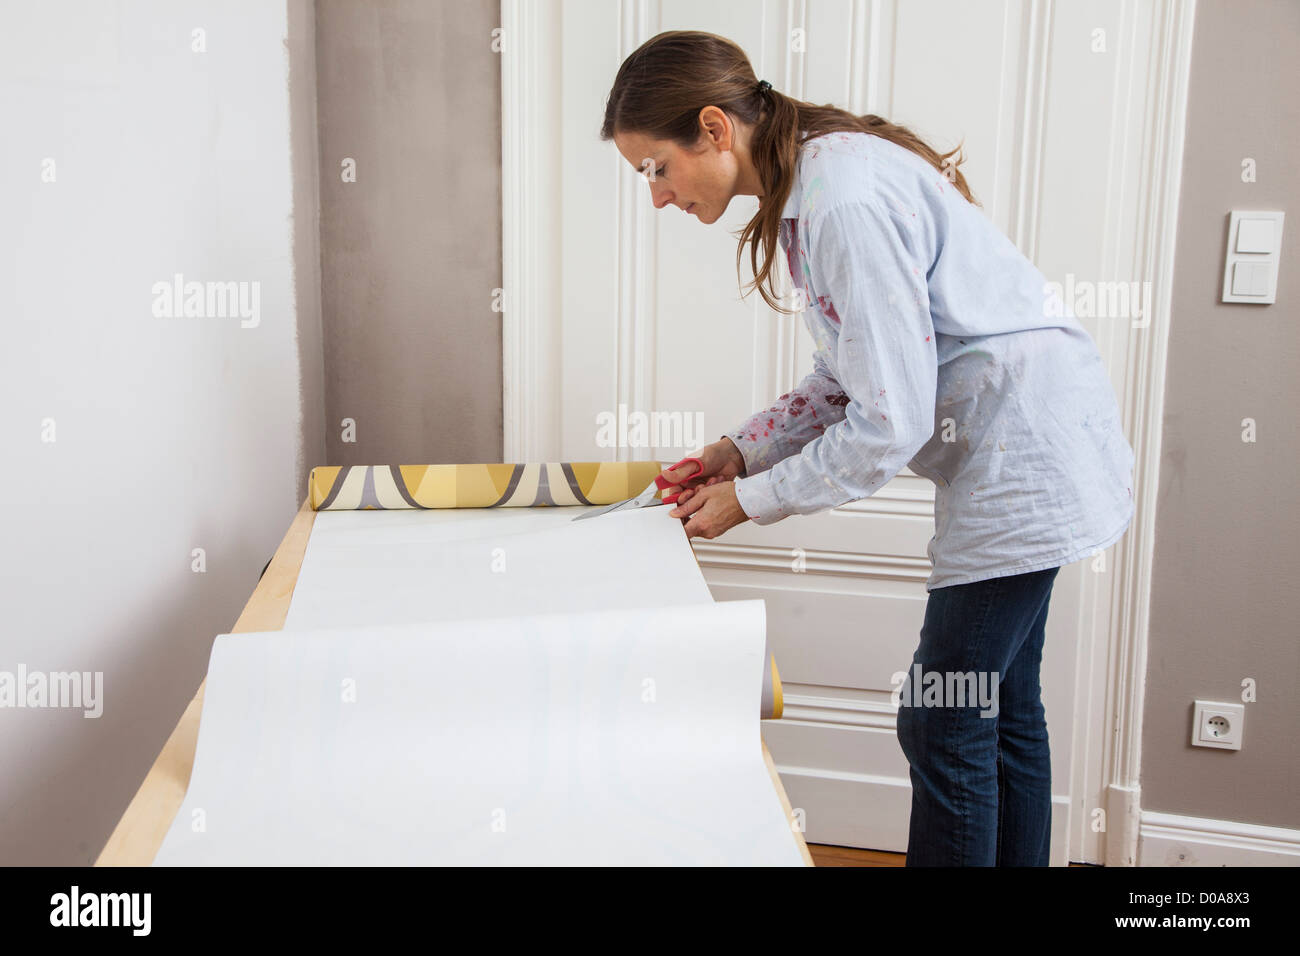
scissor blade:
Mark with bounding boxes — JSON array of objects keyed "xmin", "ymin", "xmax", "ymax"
[
  {"xmin": 571, "ymin": 481, "xmax": 660, "ymax": 521},
  {"xmin": 571, "ymin": 499, "xmax": 631, "ymax": 521}
]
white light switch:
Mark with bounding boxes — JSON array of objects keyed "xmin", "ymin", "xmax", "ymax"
[
  {"xmin": 1222, "ymin": 210, "xmax": 1285, "ymax": 304},
  {"xmin": 1231, "ymin": 262, "xmax": 1259, "ymax": 295},
  {"xmin": 1236, "ymin": 218, "xmax": 1274, "ymax": 253},
  {"xmin": 1253, "ymin": 262, "xmax": 1274, "ymax": 295}
]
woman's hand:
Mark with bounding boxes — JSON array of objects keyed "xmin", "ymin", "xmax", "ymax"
[
  {"xmin": 655, "ymin": 438, "xmax": 749, "ymax": 539},
  {"xmin": 657, "ymin": 437, "xmax": 746, "ymax": 496},
  {"xmin": 668, "ymin": 479, "xmax": 749, "ymax": 539}
]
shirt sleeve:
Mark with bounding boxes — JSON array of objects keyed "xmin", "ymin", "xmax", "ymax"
[
  {"xmin": 724, "ymin": 348, "xmax": 850, "ymax": 477},
  {"xmin": 732, "ymin": 198, "xmax": 938, "ymax": 524}
]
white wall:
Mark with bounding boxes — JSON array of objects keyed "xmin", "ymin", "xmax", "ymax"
[
  {"xmin": 0, "ymin": 1, "xmax": 316, "ymax": 863},
  {"xmin": 526, "ymin": 0, "xmax": 1181, "ymax": 864}
]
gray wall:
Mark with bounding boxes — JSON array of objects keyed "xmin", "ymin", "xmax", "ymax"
[
  {"xmin": 1143, "ymin": 0, "xmax": 1299, "ymax": 829},
  {"xmin": 0, "ymin": 0, "xmax": 315, "ymax": 864},
  {"xmin": 292, "ymin": 0, "xmax": 328, "ymax": 497},
  {"xmin": 315, "ymin": 0, "xmax": 503, "ymax": 467}
]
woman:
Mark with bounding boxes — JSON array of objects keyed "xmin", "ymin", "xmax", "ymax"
[{"xmin": 602, "ymin": 31, "xmax": 1134, "ymax": 866}]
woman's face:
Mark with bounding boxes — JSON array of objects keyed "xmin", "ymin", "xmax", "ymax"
[{"xmin": 613, "ymin": 109, "xmax": 744, "ymax": 225}]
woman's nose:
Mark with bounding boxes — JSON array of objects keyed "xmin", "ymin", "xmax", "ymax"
[{"xmin": 649, "ymin": 183, "xmax": 674, "ymax": 209}]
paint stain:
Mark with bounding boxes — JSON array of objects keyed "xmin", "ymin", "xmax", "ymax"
[{"xmin": 817, "ymin": 295, "xmax": 842, "ymax": 325}]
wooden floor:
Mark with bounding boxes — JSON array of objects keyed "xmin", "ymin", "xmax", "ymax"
[
  {"xmin": 807, "ymin": 844, "xmax": 1096, "ymax": 866},
  {"xmin": 808, "ymin": 844, "xmax": 905, "ymax": 866}
]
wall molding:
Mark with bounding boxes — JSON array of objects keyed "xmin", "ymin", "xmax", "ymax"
[
  {"xmin": 1139, "ymin": 811, "xmax": 1300, "ymax": 867},
  {"xmin": 1009, "ymin": 0, "xmax": 1051, "ymax": 261},
  {"xmin": 501, "ymin": 0, "xmax": 561, "ymax": 461},
  {"xmin": 614, "ymin": 0, "xmax": 661, "ymax": 462},
  {"xmin": 691, "ymin": 541, "xmax": 932, "ymax": 582},
  {"xmin": 1101, "ymin": 0, "xmax": 1198, "ymax": 866},
  {"xmin": 766, "ymin": 0, "xmax": 806, "ymax": 403},
  {"xmin": 776, "ymin": 690, "xmax": 900, "ymax": 730},
  {"xmin": 834, "ymin": 482, "xmax": 935, "ymax": 518},
  {"xmin": 770, "ymin": 762, "xmax": 1074, "ymax": 863}
]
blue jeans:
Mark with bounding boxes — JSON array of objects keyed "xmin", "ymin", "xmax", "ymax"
[{"xmin": 896, "ymin": 565, "xmax": 1060, "ymax": 866}]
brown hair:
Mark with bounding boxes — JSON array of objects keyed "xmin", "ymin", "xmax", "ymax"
[{"xmin": 601, "ymin": 30, "xmax": 979, "ymax": 313}]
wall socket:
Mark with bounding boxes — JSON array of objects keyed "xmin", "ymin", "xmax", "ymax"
[{"xmin": 1191, "ymin": 700, "xmax": 1245, "ymax": 751}]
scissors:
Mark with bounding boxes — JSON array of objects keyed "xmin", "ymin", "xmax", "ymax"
[{"xmin": 571, "ymin": 457, "xmax": 705, "ymax": 521}]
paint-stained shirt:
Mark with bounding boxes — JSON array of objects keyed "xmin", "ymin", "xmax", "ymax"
[{"xmin": 726, "ymin": 131, "xmax": 1134, "ymax": 590}]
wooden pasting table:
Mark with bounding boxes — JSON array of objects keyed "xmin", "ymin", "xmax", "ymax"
[{"xmin": 96, "ymin": 499, "xmax": 813, "ymax": 866}]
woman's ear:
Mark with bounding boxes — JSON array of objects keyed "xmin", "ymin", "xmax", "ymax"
[{"xmin": 697, "ymin": 105, "xmax": 734, "ymax": 151}]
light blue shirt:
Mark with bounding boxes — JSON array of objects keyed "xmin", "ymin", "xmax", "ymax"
[{"xmin": 728, "ymin": 131, "xmax": 1134, "ymax": 590}]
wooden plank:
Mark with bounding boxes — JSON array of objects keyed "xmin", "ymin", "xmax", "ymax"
[
  {"xmin": 96, "ymin": 498, "xmax": 811, "ymax": 866},
  {"xmin": 764, "ymin": 741, "xmax": 816, "ymax": 866}
]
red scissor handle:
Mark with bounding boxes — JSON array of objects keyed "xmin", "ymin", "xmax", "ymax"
[{"xmin": 655, "ymin": 457, "xmax": 705, "ymax": 505}]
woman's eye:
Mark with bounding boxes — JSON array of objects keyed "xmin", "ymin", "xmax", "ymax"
[{"xmin": 654, "ymin": 166, "xmax": 665, "ymax": 178}]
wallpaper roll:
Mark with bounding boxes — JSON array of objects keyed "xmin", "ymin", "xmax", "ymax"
[
  {"xmin": 308, "ymin": 462, "xmax": 667, "ymax": 511},
  {"xmin": 154, "ymin": 602, "xmax": 804, "ymax": 866},
  {"xmin": 285, "ymin": 506, "xmax": 784, "ymax": 720}
]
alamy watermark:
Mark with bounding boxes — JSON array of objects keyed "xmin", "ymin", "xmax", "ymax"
[
  {"xmin": 891, "ymin": 664, "xmax": 999, "ymax": 718},
  {"xmin": 595, "ymin": 404, "xmax": 703, "ymax": 450},
  {"xmin": 1043, "ymin": 274, "xmax": 1152, "ymax": 328},
  {"xmin": 50, "ymin": 886, "xmax": 150, "ymax": 935},
  {"xmin": 0, "ymin": 665, "xmax": 103, "ymax": 717},
  {"xmin": 151, "ymin": 273, "xmax": 260, "ymax": 328}
]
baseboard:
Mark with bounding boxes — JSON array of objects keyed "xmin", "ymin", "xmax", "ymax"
[
  {"xmin": 1139, "ymin": 811, "xmax": 1300, "ymax": 866},
  {"xmin": 775, "ymin": 764, "xmax": 1072, "ymax": 865}
]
